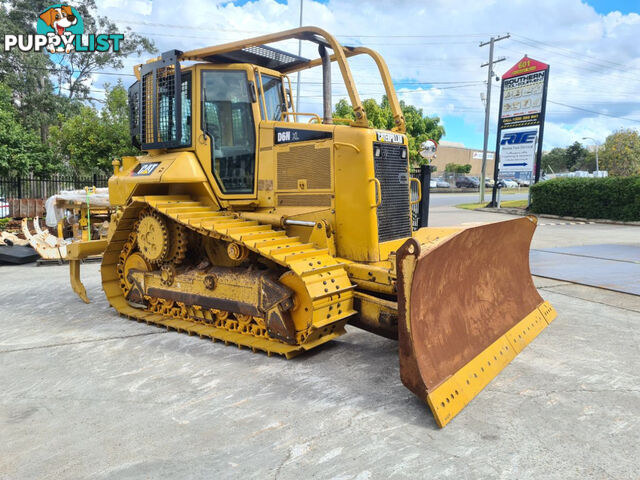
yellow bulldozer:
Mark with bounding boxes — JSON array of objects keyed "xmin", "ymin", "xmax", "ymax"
[{"xmin": 67, "ymin": 27, "xmax": 556, "ymax": 427}]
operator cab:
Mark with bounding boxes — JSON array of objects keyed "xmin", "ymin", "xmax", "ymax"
[{"xmin": 129, "ymin": 46, "xmax": 307, "ymax": 199}]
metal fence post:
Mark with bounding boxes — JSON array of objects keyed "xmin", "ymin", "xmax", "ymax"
[{"xmin": 419, "ymin": 165, "xmax": 431, "ymax": 228}]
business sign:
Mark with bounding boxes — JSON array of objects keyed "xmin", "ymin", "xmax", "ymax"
[
  {"xmin": 499, "ymin": 126, "xmax": 539, "ymax": 172},
  {"xmin": 492, "ymin": 56, "xmax": 549, "ymax": 204},
  {"xmin": 500, "ymin": 71, "xmax": 546, "ymax": 128},
  {"xmin": 472, "ymin": 151, "xmax": 494, "ymax": 160}
]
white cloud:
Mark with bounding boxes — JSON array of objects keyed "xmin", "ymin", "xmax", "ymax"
[
  {"xmin": 94, "ymin": 0, "xmax": 640, "ymax": 148},
  {"xmin": 101, "ymin": 0, "xmax": 153, "ymax": 16}
]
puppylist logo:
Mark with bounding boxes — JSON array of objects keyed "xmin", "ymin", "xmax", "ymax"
[{"xmin": 3, "ymin": 4, "xmax": 124, "ymax": 54}]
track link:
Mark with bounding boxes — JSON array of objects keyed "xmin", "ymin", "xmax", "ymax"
[{"xmin": 101, "ymin": 196, "xmax": 356, "ymax": 358}]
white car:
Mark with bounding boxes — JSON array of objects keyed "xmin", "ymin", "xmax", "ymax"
[
  {"xmin": 430, "ymin": 180, "xmax": 437, "ymax": 188},
  {"xmin": 0, "ymin": 197, "xmax": 9, "ymax": 218},
  {"xmin": 499, "ymin": 179, "xmax": 519, "ymax": 188}
]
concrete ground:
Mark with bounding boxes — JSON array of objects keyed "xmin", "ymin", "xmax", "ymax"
[{"xmin": 1, "ymin": 201, "xmax": 639, "ymax": 479}]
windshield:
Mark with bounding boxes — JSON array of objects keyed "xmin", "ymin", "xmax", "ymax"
[{"xmin": 258, "ymin": 73, "xmax": 285, "ymax": 121}]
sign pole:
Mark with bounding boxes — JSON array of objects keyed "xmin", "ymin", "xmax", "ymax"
[{"xmin": 534, "ymin": 66, "xmax": 550, "ymax": 184}]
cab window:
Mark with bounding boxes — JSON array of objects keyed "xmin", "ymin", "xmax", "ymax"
[
  {"xmin": 202, "ymin": 70, "xmax": 256, "ymax": 194},
  {"xmin": 258, "ymin": 73, "xmax": 285, "ymax": 121},
  {"xmin": 156, "ymin": 72, "xmax": 191, "ymax": 146}
]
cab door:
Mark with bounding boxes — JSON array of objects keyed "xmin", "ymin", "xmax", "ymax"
[{"xmin": 195, "ymin": 65, "xmax": 261, "ymax": 203}]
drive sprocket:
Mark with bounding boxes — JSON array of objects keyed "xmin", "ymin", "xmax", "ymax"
[
  {"xmin": 137, "ymin": 211, "xmax": 169, "ymax": 264},
  {"xmin": 166, "ymin": 220, "xmax": 188, "ymax": 265}
]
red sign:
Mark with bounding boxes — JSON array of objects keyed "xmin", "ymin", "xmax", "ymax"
[{"xmin": 502, "ymin": 56, "xmax": 549, "ymax": 79}]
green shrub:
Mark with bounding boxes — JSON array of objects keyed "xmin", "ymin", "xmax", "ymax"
[{"xmin": 530, "ymin": 176, "xmax": 640, "ymax": 221}]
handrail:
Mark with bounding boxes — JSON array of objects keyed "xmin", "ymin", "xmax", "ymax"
[
  {"xmin": 180, "ymin": 26, "xmax": 369, "ymax": 127},
  {"xmin": 369, "ymin": 178, "xmax": 382, "ymax": 208},
  {"xmin": 410, "ymin": 178, "xmax": 422, "ymax": 205},
  {"xmin": 280, "ymin": 112, "xmax": 322, "ymax": 123},
  {"xmin": 176, "ymin": 27, "xmax": 406, "ymax": 133}
]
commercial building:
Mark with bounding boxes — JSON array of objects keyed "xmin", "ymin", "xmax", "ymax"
[{"xmin": 430, "ymin": 141, "xmax": 495, "ymax": 178}]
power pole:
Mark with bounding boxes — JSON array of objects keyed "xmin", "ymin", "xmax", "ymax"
[
  {"xmin": 479, "ymin": 34, "xmax": 509, "ymax": 203},
  {"xmin": 295, "ymin": 0, "xmax": 304, "ymax": 113}
]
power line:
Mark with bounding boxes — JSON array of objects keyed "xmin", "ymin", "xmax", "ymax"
[
  {"xmin": 511, "ymin": 33, "xmax": 637, "ymax": 71},
  {"xmin": 113, "ymin": 19, "xmax": 497, "ymax": 38},
  {"xmin": 135, "ymin": 30, "xmax": 479, "ymax": 45},
  {"xmin": 11, "ymin": 64, "xmax": 137, "ymax": 77},
  {"xmin": 508, "ymin": 39, "xmax": 640, "ymax": 82},
  {"xmin": 547, "ymin": 100, "xmax": 640, "ymax": 123}
]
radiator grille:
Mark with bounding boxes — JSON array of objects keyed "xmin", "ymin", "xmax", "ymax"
[
  {"xmin": 276, "ymin": 144, "xmax": 331, "ymax": 190},
  {"xmin": 374, "ymin": 142, "xmax": 412, "ymax": 243},
  {"xmin": 277, "ymin": 194, "xmax": 332, "ymax": 207}
]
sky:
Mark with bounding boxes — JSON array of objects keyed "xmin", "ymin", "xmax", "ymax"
[{"xmin": 93, "ymin": 0, "xmax": 640, "ymax": 151}]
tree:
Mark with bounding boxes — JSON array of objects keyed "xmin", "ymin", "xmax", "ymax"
[
  {"xmin": 53, "ymin": 0, "xmax": 157, "ymax": 100},
  {"xmin": 0, "ymin": 83, "xmax": 56, "ymax": 176},
  {"xmin": 0, "ymin": 1, "xmax": 66, "ymax": 142},
  {"xmin": 541, "ymin": 141, "xmax": 595, "ymax": 173},
  {"xmin": 333, "ymin": 96, "xmax": 445, "ymax": 165},
  {"xmin": 600, "ymin": 129, "xmax": 640, "ymax": 177},
  {"xmin": 444, "ymin": 163, "xmax": 472, "ymax": 174},
  {"xmin": 541, "ymin": 147, "xmax": 568, "ymax": 173},
  {"xmin": 1, "ymin": 0, "xmax": 157, "ymax": 101},
  {"xmin": 49, "ymin": 82, "xmax": 139, "ymax": 174},
  {"xmin": 564, "ymin": 141, "xmax": 589, "ymax": 171}
]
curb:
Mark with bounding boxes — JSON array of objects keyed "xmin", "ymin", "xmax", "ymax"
[
  {"xmin": 481, "ymin": 207, "xmax": 640, "ymax": 226},
  {"xmin": 431, "ymin": 188, "xmax": 526, "ymax": 194}
]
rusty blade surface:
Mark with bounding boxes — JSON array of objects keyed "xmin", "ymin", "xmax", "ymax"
[{"xmin": 397, "ymin": 216, "xmax": 543, "ymax": 405}]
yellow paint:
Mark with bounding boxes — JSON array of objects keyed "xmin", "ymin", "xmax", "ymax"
[
  {"xmin": 66, "ymin": 28, "xmax": 558, "ymax": 428},
  {"xmin": 426, "ymin": 301, "xmax": 558, "ymax": 428}
]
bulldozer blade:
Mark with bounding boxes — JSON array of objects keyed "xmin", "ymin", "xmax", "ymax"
[
  {"xmin": 397, "ymin": 216, "xmax": 557, "ymax": 428},
  {"xmin": 67, "ymin": 239, "xmax": 109, "ymax": 303}
]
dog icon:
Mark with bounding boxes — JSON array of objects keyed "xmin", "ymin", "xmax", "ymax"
[{"xmin": 39, "ymin": 5, "xmax": 78, "ymax": 53}]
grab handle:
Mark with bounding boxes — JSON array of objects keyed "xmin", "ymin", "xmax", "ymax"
[{"xmin": 369, "ymin": 178, "xmax": 382, "ymax": 208}]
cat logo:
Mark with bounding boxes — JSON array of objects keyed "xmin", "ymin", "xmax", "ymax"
[{"xmin": 133, "ymin": 162, "xmax": 160, "ymax": 176}]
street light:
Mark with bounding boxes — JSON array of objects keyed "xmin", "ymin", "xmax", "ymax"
[{"xmin": 582, "ymin": 136, "xmax": 600, "ymax": 177}]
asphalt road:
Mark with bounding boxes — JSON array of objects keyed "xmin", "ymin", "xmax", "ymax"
[
  {"xmin": 428, "ymin": 191, "xmax": 529, "ymax": 207},
  {"xmin": 1, "ymin": 207, "xmax": 638, "ymax": 479}
]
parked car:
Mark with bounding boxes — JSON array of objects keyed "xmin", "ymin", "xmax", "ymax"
[
  {"xmin": 455, "ymin": 176, "xmax": 480, "ymax": 188},
  {"xmin": 484, "ymin": 177, "xmax": 495, "ymax": 188},
  {"xmin": 516, "ymin": 178, "xmax": 530, "ymax": 187},
  {"xmin": 497, "ymin": 179, "xmax": 518, "ymax": 188},
  {"xmin": 430, "ymin": 179, "xmax": 437, "ymax": 188},
  {"xmin": 436, "ymin": 179, "xmax": 451, "ymax": 188},
  {"xmin": 0, "ymin": 197, "xmax": 9, "ymax": 218}
]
